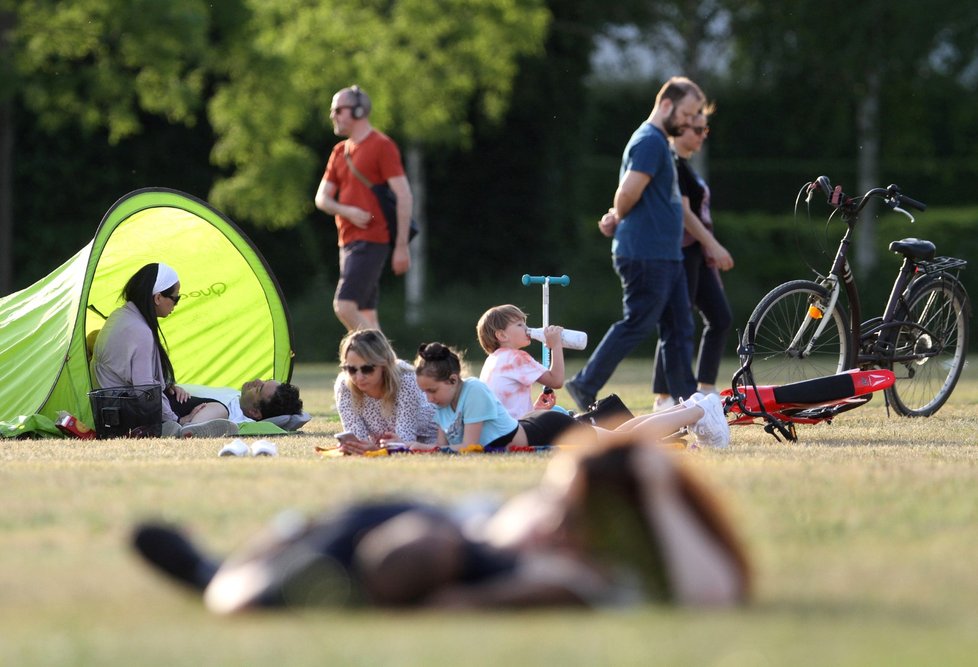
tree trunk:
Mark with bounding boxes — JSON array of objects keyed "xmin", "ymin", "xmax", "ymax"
[
  {"xmin": 405, "ymin": 143, "xmax": 425, "ymax": 325},
  {"xmin": 854, "ymin": 68, "xmax": 881, "ymax": 278}
]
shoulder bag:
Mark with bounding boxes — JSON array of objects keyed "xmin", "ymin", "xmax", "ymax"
[{"xmin": 344, "ymin": 143, "xmax": 419, "ymax": 248}]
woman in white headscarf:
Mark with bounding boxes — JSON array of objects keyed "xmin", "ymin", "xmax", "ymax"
[{"xmin": 91, "ymin": 263, "xmax": 232, "ymax": 436}]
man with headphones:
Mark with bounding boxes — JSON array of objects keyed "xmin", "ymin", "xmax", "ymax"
[{"xmin": 315, "ymin": 85, "xmax": 414, "ymax": 332}]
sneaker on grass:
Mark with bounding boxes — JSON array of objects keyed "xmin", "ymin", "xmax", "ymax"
[
  {"xmin": 564, "ymin": 379, "xmax": 595, "ymax": 413},
  {"xmin": 161, "ymin": 421, "xmax": 182, "ymax": 438},
  {"xmin": 690, "ymin": 393, "xmax": 730, "ymax": 449},
  {"xmin": 181, "ymin": 419, "xmax": 239, "ymax": 439},
  {"xmin": 653, "ymin": 396, "xmax": 677, "ymax": 412},
  {"xmin": 219, "ymin": 439, "xmax": 251, "ymax": 457},
  {"xmin": 251, "ymin": 440, "xmax": 278, "ymax": 457}
]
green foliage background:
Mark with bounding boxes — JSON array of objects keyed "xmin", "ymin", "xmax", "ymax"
[{"xmin": 4, "ymin": 0, "xmax": 978, "ymax": 363}]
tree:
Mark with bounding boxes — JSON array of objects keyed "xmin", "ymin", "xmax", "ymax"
[
  {"xmin": 724, "ymin": 0, "xmax": 978, "ymax": 275},
  {"xmin": 205, "ymin": 0, "xmax": 550, "ymax": 226},
  {"xmin": 2, "ymin": 0, "xmax": 550, "ymax": 303},
  {"xmin": 0, "ymin": 0, "xmax": 212, "ymax": 294},
  {"xmin": 204, "ymin": 0, "xmax": 549, "ymax": 324}
]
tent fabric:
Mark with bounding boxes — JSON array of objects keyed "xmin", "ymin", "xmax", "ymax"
[{"xmin": 0, "ymin": 188, "xmax": 294, "ymax": 426}]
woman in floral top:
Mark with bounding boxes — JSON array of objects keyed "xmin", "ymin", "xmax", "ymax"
[{"xmin": 333, "ymin": 329, "xmax": 437, "ymax": 454}]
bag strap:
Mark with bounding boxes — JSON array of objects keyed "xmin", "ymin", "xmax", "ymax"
[{"xmin": 344, "ymin": 140, "xmax": 377, "ymax": 188}]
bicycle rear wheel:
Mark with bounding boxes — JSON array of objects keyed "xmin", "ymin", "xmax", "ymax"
[
  {"xmin": 884, "ymin": 275, "xmax": 970, "ymax": 416},
  {"xmin": 746, "ymin": 280, "xmax": 852, "ymax": 386}
]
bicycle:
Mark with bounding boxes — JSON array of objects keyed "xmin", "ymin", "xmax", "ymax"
[{"xmin": 746, "ymin": 177, "xmax": 970, "ymax": 417}]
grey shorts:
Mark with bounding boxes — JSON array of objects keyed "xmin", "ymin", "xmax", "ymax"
[{"xmin": 336, "ymin": 241, "xmax": 390, "ymax": 310}]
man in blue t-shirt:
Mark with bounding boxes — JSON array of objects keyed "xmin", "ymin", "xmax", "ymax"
[{"xmin": 565, "ymin": 77, "xmax": 732, "ymax": 411}]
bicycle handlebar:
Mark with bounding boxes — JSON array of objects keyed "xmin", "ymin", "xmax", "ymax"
[
  {"xmin": 895, "ymin": 190, "xmax": 927, "ymax": 212},
  {"xmin": 811, "ymin": 176, "xmax": 927, "ymax": 217}
]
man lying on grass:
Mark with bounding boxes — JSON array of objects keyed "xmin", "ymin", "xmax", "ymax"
[{"xmin": 133, "ymin": 434, "xmax": 750, "ymax": 611}]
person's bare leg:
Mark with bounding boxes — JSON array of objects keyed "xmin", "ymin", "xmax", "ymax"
[
  {"xmin": 358, "ymin": 309, "xmax": 380, "ymax": 330},
  {"xmin": 333, "ymin": 299, "xmax": 380, "ymax": 331},
  {"xmin": 604, "ymin": 402, "xmax": 706, "ymax": 443}
]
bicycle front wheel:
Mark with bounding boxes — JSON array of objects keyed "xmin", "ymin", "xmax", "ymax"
[
  {"xmin": 884, "ymin": 275, "xmax": 970, "ymax": 416},
  {"xmin": 746, "ymin": 280, "xmax": 852, "ymax": 386}
]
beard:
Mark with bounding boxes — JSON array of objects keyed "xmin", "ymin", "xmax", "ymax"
[{"xmin": 663, "ymin": 106, "xmax": 686, "ymax": 137}]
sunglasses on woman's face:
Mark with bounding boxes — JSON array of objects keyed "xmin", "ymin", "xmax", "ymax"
[
  {"xmin": 162, "ymin": 293, "xmax": 181, "ymax": 304},
  {"xmin": 342, "ymin": 364, "xmax": 377, "ymax": 376}
]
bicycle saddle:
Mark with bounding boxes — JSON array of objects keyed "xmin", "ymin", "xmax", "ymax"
[{"xmin": 889, "ymin": 238, "xmax": 935, "ymax": 260}]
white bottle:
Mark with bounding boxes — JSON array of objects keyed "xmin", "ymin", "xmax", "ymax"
[{"xmin": 527, "ymin": 327, "xmax": 588, "ymax": 350}]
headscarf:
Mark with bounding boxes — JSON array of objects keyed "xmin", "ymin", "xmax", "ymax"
[{"xmin": 153, "ymin": 263, "xmax": 179, "ymax": 295}]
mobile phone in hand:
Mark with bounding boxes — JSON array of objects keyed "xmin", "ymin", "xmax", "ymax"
[{"xmin": 335, "ymin": 431, "xmax": 357, "ymax": 444}]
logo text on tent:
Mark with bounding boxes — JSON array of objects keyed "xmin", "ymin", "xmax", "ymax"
[{"xmin": 186, "ymin": 282, "xmax": 228, "ymax": 299}]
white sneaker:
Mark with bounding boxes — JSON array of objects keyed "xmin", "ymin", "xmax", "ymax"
[
  {"xmin": 181, "ymin": 419, "xmax": 239, "ymax": 439},
  {"xmin": 219, "ymin": 439, "xmax": 251, "ymax": 457},
  {"xmin": 691, "ymin": 393, "xmax": 730, "ymax": 449},
  {"xmin": 653, "ymin": 396, "xmax": 677, "ymax": 412},
  {"xmin": 251, "ymin": 440, "xmax": 278, "ymax": 457},
  {"xmin": 161, "ymin": 421, "xmax": 182, "ymax": 438}
]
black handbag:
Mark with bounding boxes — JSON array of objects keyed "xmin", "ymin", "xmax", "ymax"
[
  {"xmin": 371, "ymin": 182, "xmax": 419, "ymax": 248},
  {"xmin": 345, "ymin": 144, "xmax": 418, "ymax": 248},
  {"xmin": 88, "ymin": 384, "xmax": 163, "ymax": 439},
  {"xmin": 573, "ymin": 393, "xmax": 635, "ymax": 429}
]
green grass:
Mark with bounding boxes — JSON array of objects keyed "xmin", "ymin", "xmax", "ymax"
[{"xmin": 3, "ymin": 358, "xmax": 978, "ymax": 666}]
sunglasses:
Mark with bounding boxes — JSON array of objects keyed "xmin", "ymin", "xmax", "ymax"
[
  {"xmin": 342, "ymin": 364, "xmax": 377, "ymax": 376},
  {"xmin": 689, "ymin": 126, "xmax": 710, "ymax": 137},
  {"xmin": 162, "ymin": 293, "xmax": 181, "ymax": 305}
]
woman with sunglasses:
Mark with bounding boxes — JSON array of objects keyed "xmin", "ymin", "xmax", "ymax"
[
  {"xmin": 333, "ymin": 328, "xmax": 437, "ymax": 454},
  {"xmin": 91, "ymin": 263, "xmax": 236, "ymax": 437},
  {"xmin": 652, "ymin": 111, "xmax": 734, "ymax": 410}
]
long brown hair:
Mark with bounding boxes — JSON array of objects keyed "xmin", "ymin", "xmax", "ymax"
[{"xmin": 569, "ymin": 440, "xmax": 752, "ymax": 603}]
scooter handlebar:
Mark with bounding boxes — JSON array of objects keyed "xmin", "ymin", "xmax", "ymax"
[{"xmin": 522, "ymin": 274, "xmax": 570, "ymax": 287}]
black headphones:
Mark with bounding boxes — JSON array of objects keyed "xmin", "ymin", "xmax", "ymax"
[{"xmin": 350, "ymin": 85, "xmax": 366, "ymax": 119}]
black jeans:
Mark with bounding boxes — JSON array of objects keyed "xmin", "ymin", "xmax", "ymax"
[{"xmin": 653, "ymin": 243, "xmax": 732, "ymax": 393}]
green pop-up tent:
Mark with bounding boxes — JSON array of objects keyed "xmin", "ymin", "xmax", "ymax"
[{"xmin": 0, "ymin": 188, "xmax": 294, "ymax": 426}]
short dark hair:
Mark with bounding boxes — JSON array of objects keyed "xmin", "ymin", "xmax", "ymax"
[
  {"xmin": 655, "ymin": 76, "xmax": 705, "ymax": 109},
  {"xmin": 259, "ymin": 383, "xmax": 303, "ymax": 418}
]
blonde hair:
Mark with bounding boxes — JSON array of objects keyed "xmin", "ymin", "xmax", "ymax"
[
  {"xmin": 338, "ymin": 329, "xmax": 401, "ymax": 416},
  {"xmin": 476, "ymin": 304, "xmax": 527, "ymax": 354}
]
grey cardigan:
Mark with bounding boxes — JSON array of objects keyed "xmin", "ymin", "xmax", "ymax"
[{"xmin": 91, "ymin": 302, "xmax": 178, "ymax": 422}]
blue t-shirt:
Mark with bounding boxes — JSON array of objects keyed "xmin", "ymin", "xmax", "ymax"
[
  {"xmin": 434, "ymin": 378, "xmax": 519, "ymax": 446},
  {"xmin": 611, "ymin": 123, "xmax": 683, "ymax": 261}
]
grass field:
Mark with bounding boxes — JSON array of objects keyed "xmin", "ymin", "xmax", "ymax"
[{"xmin": 3, "ymin": 358, "xmax": 978, "ymax": 666}]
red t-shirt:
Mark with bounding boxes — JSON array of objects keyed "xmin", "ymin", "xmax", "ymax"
[{"xmin": 324, "ymin": 131, "xmax": 406, "ymax": 246}]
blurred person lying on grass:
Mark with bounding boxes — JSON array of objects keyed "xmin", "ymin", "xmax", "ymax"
[{"xmin": 132, "ymin": 436, "xmax": 751, "ymax": 612}]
